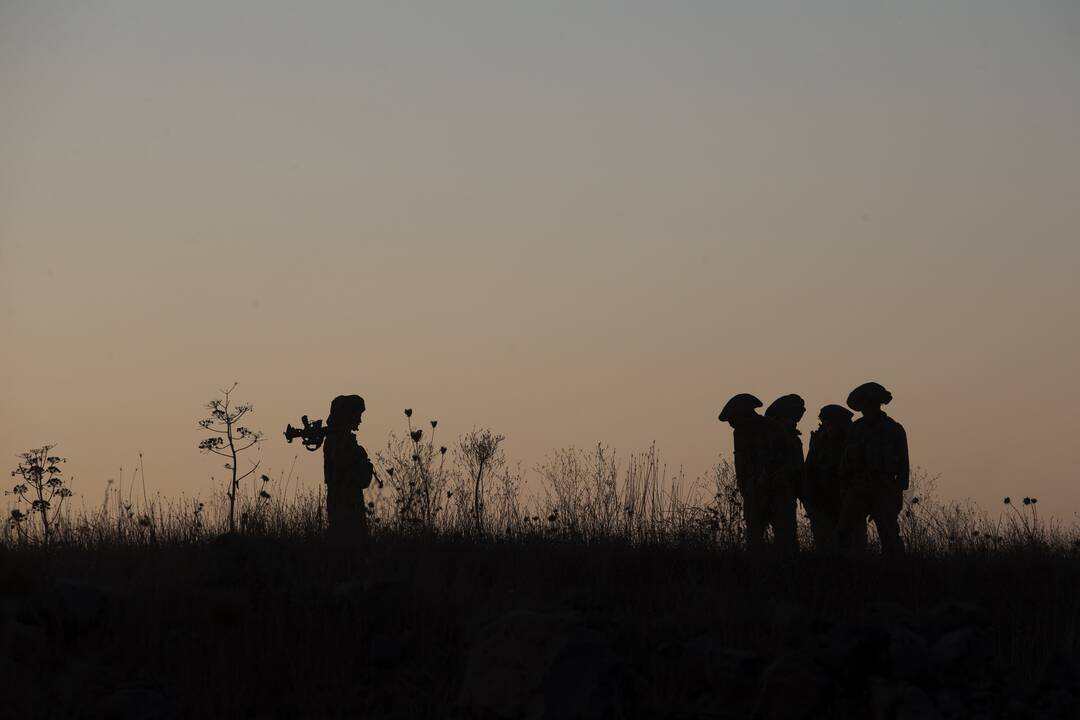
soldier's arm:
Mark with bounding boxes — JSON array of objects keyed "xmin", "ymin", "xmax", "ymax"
[
  {"xmin": 838, "ymin": 436, "xmax": 854, "ymax": 483},
  {"xmin": 733, "ymin": 449, "xmax": 750, "ymax": 489},
  {"xmin": 332, "ymin": 439, "xmax": 371, "ymax": 476},
  {"xmin": 896, "ymin": 424, "xmax": 910, "ymax": 490},
  {"xmin": 795, "ymin": 443, "xmax": 808, "ymax": 494},
  {"xmin": 786, "ymin": 434, "xmax": 805, "ymax": 496},
  {"xmin": 802, "ymin": 436, "xmax": 819, "ymax": 499}
]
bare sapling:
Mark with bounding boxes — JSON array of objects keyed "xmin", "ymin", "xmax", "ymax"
[{"xmin": 198, "ymin": 383, "xmax": 263, "ymax": 534}]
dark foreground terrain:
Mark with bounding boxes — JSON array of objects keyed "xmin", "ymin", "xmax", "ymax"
[{"xmin": 4, "ymin": 535, "xmax": 1080, "ymax": 719}]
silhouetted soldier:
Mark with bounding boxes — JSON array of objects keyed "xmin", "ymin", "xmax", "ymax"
[
  {"xmin": 836, "ymin": 382, "xmax": 909, "ymax": 556},
  {"xmin": 803, "ymin": 404, "xmax": 862, "ymax": 550},
  {"xmin": 719, "ymin": 393, "xmax": 798, "ymax": 551},
  {"xmin": 323, "ymin": 394, "xmax": 374, "ymax": 541},
  {"xmin": 764, "ymin": 393, "xmax": 807, "ymax": 499}
]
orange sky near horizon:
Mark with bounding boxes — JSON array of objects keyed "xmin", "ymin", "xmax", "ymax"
[{"xmin": 2, "ymin": 1, "xmax": 1079, "ymax": 520}]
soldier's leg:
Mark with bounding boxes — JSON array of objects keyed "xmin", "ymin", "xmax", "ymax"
[
  {"xmin": 807, "ymin": 505, "xmax": 836, "ymax": 551},
  {"xmin": 325, "ymin": 482, "xmax": 340, "ymax": 533},
  {"xmin": 853, "ymin": 514, "xmax": 869, "ymax": 552},
  {"xmin": 870, "ymin": 490, "xmax": 905, "ymax": 556},
  {"xmin": 326, "ymin": 482, "xmax": 365, "ymax": 543},
  {"xmin": 834, "ymin": 488, "xmax": 870, "ymax": 552},
  {"xmin": 339, "ymin": 485, "xmax": 367, "ymax": 543},
  {"xmin": 742, "ymin": 491, "xmax": 766, "ymax": 549},
  {"xmin": 769, "ymin": 492, "xmax": 798, "ymax": 552},
  {"xmin": 355, "ymin": 488, "xmax": 369, "ymax": 540}
]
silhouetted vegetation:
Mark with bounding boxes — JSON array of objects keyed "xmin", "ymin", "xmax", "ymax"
[
  {"xmin": 5, "ymin": 445, "xmax": 72, "ymax": 545},
  {"xmin": 196, "ymin": 383, "xmax": 263, "ymax": 534},
  {"xmin": 4, "ymin": 412, "xmax": 1080, "ymax": 717}
]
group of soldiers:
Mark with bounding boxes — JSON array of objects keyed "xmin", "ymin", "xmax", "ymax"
[
  {"xmin": 718, "ymin": 381, "xmax": 910, "ymax": 555},
  {"xmin": 314, "ymin": 381, "xmax": 910, "ymax": 554}
]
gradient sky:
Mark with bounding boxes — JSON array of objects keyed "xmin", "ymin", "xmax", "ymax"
[{"xmin": 2, "ymin": 1, "xmax": 1078, "ymax": 518}]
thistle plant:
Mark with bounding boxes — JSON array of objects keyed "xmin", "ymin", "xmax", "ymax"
[
  {"xmin": 1003, "ymin": 496, "xmax": 1042, "ymax": 544},
  {"xmin": 198, "ymin": 383, "xmax": 263, "ymax": 534},
  {"xmin": 377, "ymin": 408, "xmax": 450, "ymax": 530},
  {"xmin": 7, "ymin": 445, "xmax": 73, "ymax": 545}
]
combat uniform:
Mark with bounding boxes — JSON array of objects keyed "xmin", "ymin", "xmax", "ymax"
[
  {"xmin": 733, "ymin": 414, "xmax": 799, "ymax": 551},
  {"xmin": 323, "ymin": 428, "xmax": 374, "ymax": 540},
  {"xmin": 804, "ymin": 420, "xmax": 852, "ymax": 549},
  {"xmin": 836, "ymin": 411, "xmax": 909, "ymax": 555}
]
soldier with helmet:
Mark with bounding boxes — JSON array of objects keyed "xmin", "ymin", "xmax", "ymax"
[
  {"xmin": 764, "ymin": 393, "xmax": 808, "ymax": 505},
  {"xmin": 803, "ymin": 404, "xmax": 862, "ymax": 550},
  {"xmin": 719, "ymin": 393, "xmax": 798, "ymax": 551},
  {"xmin": 323, "ymin": 394, "xmax": 375, "ymax": 541},
  {"xmin": 836, "ymin": 382, "xmax": 910, "ymax": 556}
]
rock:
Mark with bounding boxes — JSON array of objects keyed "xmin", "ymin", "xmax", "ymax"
[
  {"xmin": 11, "ymin": 579, "xmax": 112, "ymax": 650},
  {"xmin": 368, "ymin": 628, "xmax": 417, "ymax": 665},
  {"xmin": 697, "ymin": 643, "xmax": 765, "ymax": 692},
  {"xmin": 459, "ymin": 610, "xmax": 630, "ymax": 720},
  {"xmin": 821, "ymin": 605, "xmax": 929, "ymax": 686},
  {"xmin": 821, "ymin": 621, "xmax": 891, "ymax": 685},
  {"xmin": 929, "ymin": 626, "xmax": 993, "ymax": 689},
  {"xmin": 756, "ymin": 649, "xmax": 834, "ymax": 720},
  {"xmin": 772, "ymin": 601, "xmax": 816, "ymax": 648},
  {"xmin": 5, "ymin": 618, "xmax": 51, "ymax": 668},
  {"xmin": 193, "ymin": 586, "xmax": 250, "ymax": 628},
  {"xmin": 329, "ymin": 578, "xmax": 415, "ymax": 618},
  {"xmin": 923, "ymin": 602, "xmax": 989, "ymax": 639},
  {"xmin": 55, "ymin": 579, "xmax": 110, "ymax": 626},
  {"xmin": 97, "ymin": 685, "xmax": 173, "ymax": 720},
  {"xmin": 870, "ymin": 678, "xmax": 940, "ymax": 720},
  {"xmin": 679, "ymin": 633, "xmax": 764, "ymax": 717}
]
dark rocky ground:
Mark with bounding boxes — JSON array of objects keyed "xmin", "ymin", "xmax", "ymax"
[{"xmin": 3, "ymin": 535, "xmax": 1079, "ymax": 718}]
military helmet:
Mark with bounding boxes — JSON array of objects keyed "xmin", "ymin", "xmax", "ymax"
[
  {"xmin": 846, "ymin": 382, "xmax": 892, "ymax": 411},
  {"xmin": 328, "ymin": 394, "xmax": 366, "ymax": 427},
  {"xmin": 818, "ymin": 404, "xmax": 854, "ymax": 423},
  {"xmin": 765, "ymin": 394, "xmax": 806, "ymax": 422},
  {"xmin": 718, "ymin": 393, "xmax": 763, "ymax": 422}
]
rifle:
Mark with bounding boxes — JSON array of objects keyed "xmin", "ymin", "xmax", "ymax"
[{"xmin": 283, "ymin": 415, "xmax": 383, "ymax": 488}]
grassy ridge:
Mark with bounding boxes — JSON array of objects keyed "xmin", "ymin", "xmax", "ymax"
[
  {"xmin": 4, "ymin": 441, "xmax": 1080, "ymax": 717},
  {"xmin": 4, "ymin": 531, "xmax": 1080, "ymax": 718}
]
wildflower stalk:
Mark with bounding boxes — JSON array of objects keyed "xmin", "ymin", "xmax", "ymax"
[{"xmin": 7, "ymin": 445, "xmax": 73, "ymax": 545}]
